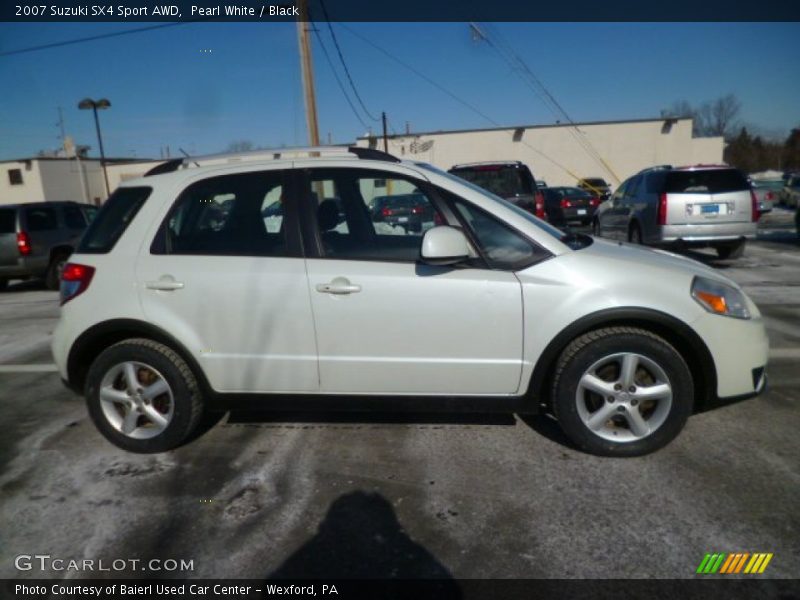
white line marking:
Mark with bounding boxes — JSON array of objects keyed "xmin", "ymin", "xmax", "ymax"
[{"xmin": 0, "ymin": 364, "xmax": 59, "ymax": 373}]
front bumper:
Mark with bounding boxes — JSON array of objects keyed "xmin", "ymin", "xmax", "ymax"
[{"xmin": 690, "ymin": 309, "xmax": 769, "ymax": 399}]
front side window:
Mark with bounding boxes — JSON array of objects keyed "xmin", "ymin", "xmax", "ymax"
[
  {"xmin": 450, "ymin": 196, "xmax": 547, "ymax": 270},
  {"xmin": 306, "ymin": 168, "xmax": 442, "ymax": 262},
  {"xmin": 160, "ymin": 172, "xmax": 289, "ymax": 257},
  {"xmin": 64, "ymin": 205, "xmax": 87, "ymax": 229}
]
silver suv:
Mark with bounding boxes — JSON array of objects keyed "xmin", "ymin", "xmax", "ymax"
[
  {"xmin": 0, "ymin": 201, "xmax": 97, "ymax": 290},
  {"xmin": 593, "ymin": 165, "xmax": 758, "ymax": 259}
]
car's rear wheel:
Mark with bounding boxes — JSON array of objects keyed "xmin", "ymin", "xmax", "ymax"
[
  {"xmin": 85, "ymin": 339, "xmax": 204, "ymax": 453},
  {"xmin": 45, "ymin": 252, "xmax": 70, "ymax": 290},
  {"xmin": 715, "ymin": 240, "xmax": 745, "ymax": 260},
  {"xmin": 551, "ymin": 327, "xmax": 693, "ymax": 457},
  {"xmin": 628, "ymin": 223, "xmax": 643, "ymax": 244}
]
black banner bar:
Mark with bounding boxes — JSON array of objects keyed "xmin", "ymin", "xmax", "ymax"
[
  {"xmin": 4, "ymin": 579, "xmax": 800, "ymax": 600},
  {"xmin": 2, "ymin": 0, "xmax": 798, "ymax": 22}
]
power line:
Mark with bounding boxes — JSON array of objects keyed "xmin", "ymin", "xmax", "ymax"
[
  {"xmin": 309, "ymin": 23, "xmax": 370, "ymax": 131},
  {"xmin": 476, "ymin": 23, "xmax": 620, "ymax": 184},
  {"xmin": 317, "ymin": 0, "xmax": 380, "ymax": 123},
  {"xmin": 0, "ymin": 22, "xmax": 191, "ymax": 57},
  {"xmin": 339, "ymin": 24, "xmax": 580, "ymax": 180}
]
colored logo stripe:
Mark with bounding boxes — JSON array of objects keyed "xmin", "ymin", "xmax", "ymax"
[{"xmin": 698, "ymin": 552, "xmax": 773, "ymax": 574}]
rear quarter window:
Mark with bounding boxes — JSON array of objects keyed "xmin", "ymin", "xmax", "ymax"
[
  {"xmin": 664, "ymin": 169, "xmax": 749, "ymax": 194},
  {"xmin": 77, "ymin": 187, "xmax": 151, "ymax": 254},
  {"xmin": 0, "ymin": 209, "xmax": 15, "ymax": 234}
]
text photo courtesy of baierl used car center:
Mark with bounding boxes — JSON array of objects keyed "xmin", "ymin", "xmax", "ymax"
[{"xmin": 0, "ymin": 5, "xmax": 799, "ymax": 598}]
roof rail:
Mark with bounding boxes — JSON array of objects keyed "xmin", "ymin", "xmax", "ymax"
[
  {"xmin": 450, "ymin": 160, "xmax": 523, "ymax": 169},
  {"xmin": 143, "ymin": 145, "xmax": 399, "ymax": 177}
]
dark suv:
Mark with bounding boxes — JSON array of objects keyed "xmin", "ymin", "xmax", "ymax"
[
  {"xmin": 448, "ymin": 161, "xmax": 545, "ymax": 219},
  {"xmin": 0, "ymin": 201, "xmax": 97, "ymax": 290}
]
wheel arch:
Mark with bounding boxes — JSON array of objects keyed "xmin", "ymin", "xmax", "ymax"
[
  {"xmin": 49, "ymin": 244, "xmax": 74, "ymax": 263},
  {"xmin": 67, "ymin": 318, "xmax": 213, "ymax": 398},
  {"xmin": 527, "ymin": 307, "xmax": 717, "ymax": 414}
]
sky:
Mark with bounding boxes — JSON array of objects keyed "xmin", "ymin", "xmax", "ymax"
[{"xmin": 0, "ymin": 22, "xmax": 798, "ymax": 161}]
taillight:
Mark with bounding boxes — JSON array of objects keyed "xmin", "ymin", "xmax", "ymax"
[
  {"xmin": 765, "ymin": 192, "xmax": 773, "ymax": 201},
  {"xmin": 534, "ymin": 192, "xmax": 546, "ymax": 220},
  {"xmin": 560, "ymin": 199, "xmax": 572, "ymax": 208},
  {"xmin": 657, "ymin": 193, "xmax": 668, "ymax": 225},
  {"xmin": 590, "ymin": 197, "xmax": 600, "ymax": 207},
  {"xmin": 411, "ymin": 206, "xmax": 422, "ymax": 214},
  {"xmin": 381, "ymin": 207, "xmax": 393, "ymax": 217},
  {"xmin": 16, "ymin": 232, "xmax": 31, "ymax": 256},
  {"xmin": 60, "ymin": 263, "xmax": 95, "ymax": 305},
  {"xmin": 750, "ymin": 190, "xmax": 760, "ymax": 222}
]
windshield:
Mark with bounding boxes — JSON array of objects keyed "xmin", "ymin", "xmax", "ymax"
[
  {"xmin": 416, "ymin": 163, "xmax": 568, "ymax": 242},
  {"xmin": 448, "ymin": 165, "xmax": 533, "ymax": 197}
]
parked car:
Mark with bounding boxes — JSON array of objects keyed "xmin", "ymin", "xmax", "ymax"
[
  {"xmin": 52, "ymin": 147, "xmax": 768, "ymax": 458},
  {"xmin": 542, "ymin": 186, "xmax": 601, "ymax": 227},
  {"xmin": 781, "ymin": 175, "xmax": 800, "ymax": 208},
  {"xmin": 577, "ymin": 177, "xmax": 611, "ymax": 201},
  {"xmin": 0, "ymin": 201, "xmax": 97, "ymax": 290},
  {"xmin": 750, "ymin": 179, "xmax": 782, "ymax": 213},
  {"xmin": 593, "ymin": 165, "xmax": 758, "ymax": 259},
  {"xmin": 370, "ymin": 193, "xmax": 430, "ymax": 232},
  {"xmin": 448, "ymin": 161, "xmax": 546, "ymax": 220}
]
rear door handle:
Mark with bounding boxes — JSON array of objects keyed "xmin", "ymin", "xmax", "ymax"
[
  {"xmin": 146, "ymin": 277, "xmax": 184, "ymax": 291},
  {"xmin": 315, "ymin": 277, "xmax": 361, "ymax": 295}
]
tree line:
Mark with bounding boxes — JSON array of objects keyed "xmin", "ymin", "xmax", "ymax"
[{"xmin": 662, "ymin": 95, "xmax": 800, "ymax": 174}]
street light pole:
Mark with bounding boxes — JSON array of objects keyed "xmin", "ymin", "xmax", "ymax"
[{"xmin": 78, "ymin": 98, "xmax": 111, "ymax": 198}]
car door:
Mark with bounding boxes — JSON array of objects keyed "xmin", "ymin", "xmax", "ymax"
[
  {"xmin": 297, "ymin": 165, "xmax": 524, "ymax": 396},
  {"xmin": 136, "ymin": 169, "xmax": 320, "ymax": 394},
  {"xmin": 599, "ymin": 179, "xmax": 628, "ymax": 239},
  {"xmin": 619, "ymin": 174, "xmax": 643, "ymax": 238}
]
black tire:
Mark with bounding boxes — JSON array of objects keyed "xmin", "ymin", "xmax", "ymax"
[
  {"xmin": 85, "ymin": 338, "xmax": 204, "ymax": 453},
  {"xmin": 628, "ymin": 223, "xmax": 643, "ymax": 244},
  {"xmin": 45, "ymin": 252, "xmax": 70, "ymax": 290},
  {"xmin": 715, "ymin": 240, "xmax": 745, "ymax": 260},
  {"xmin": 550, "ymin": 327, "xmax": 693, "ymax": 457}
]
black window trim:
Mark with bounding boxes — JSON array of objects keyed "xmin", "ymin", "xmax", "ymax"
[{"xmin": 149, "ymin": 169, "xmax": 304, "ymax": 258}]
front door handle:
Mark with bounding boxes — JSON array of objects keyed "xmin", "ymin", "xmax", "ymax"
[
  {"xmin": 315, "ymin": 277, "xmax": 361, "ymax": 295},
  {"xmin": 146, "ymin": 276, "xmax": 184, "ymax": 291}
]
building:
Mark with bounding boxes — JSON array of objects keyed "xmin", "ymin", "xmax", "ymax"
[
  {"xmin": 0, "ymin": 157, "xmax": 161, "ymax": 205},
  {"xmin": 356, "ymin": 117, "xmax": 723, "ymax": 188}
]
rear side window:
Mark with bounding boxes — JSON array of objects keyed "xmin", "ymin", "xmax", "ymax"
[
  {"xmin": 78, "ymin": 187, "xmax": 151, "ymax": 254},
  {"xmin": 0, "ymin": 209, "xmax": 15, "ymax": 234},
  {"xmin": 25, "ymin": 207, "xmax": 58, "ymax": 231},
  {"xmin": 157, "ymin": 171, "xmax": 289, "ymax": 257},
  {"xmin": 664, "ymin": 169, "xmax": 749, "ymax": 194}
]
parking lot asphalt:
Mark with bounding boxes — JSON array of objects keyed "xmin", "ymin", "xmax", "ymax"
[{"xmin": 0, "ymin": 208, "xmax": 798, "ymax": 581}]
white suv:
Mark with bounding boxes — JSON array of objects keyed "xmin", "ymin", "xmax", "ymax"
[{"xmin": 52, "ymin": 147, "xmax": 769, "ymax": 457}]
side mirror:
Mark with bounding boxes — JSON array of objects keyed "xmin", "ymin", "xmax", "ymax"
[{"xmin": 420, "ymin": 226, "xmax": 470, "ymax": 266}]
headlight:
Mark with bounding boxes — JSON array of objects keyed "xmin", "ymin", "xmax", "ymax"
[{"xmin": 691, "ymin": 276, "xmax": 751, "ymax": 319}]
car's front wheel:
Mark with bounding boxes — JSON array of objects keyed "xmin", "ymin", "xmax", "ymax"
[
  {"xmin": 551, "ymin": 327, "xmax": 693, "ymax": 457},
  {"xmin": 85, "ymin": 339, "xmax": 204, "ymax": 453}
]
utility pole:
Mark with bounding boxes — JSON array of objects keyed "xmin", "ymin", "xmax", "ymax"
[
  {"xmin": 56, "ymin": 107, "xmax": 66, "ymax": 146},
  {"xmin": 297, "ymin": 0, "xmax": 320, "ymax": 149},
  {"xmin": 382, "ymin": 111, "xmax": 388, "ymax": 153}
]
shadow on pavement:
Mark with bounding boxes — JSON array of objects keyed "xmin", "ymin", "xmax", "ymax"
[
  {"xmin": 266, "ymin": 490, "xmax": 462, "ymax": 588},
  {"xmin": 517, "ymin": 414, "xmax": 578, "ymax": 450},
  {"xmin": 228, "ymin": 410, "xmax": 516, "ymax": 427}
]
